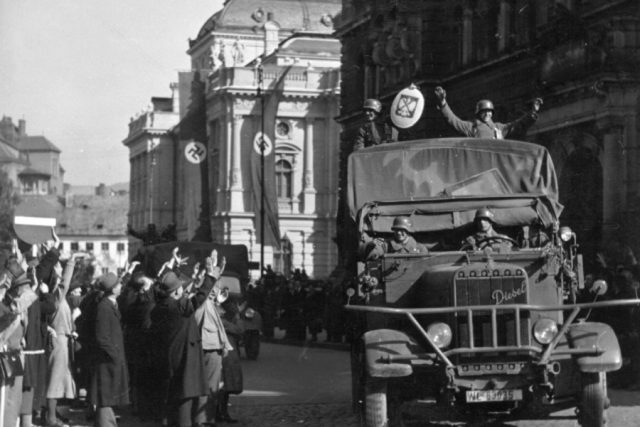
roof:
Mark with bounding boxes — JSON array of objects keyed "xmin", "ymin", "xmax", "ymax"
[
  {"xmin": 56, "ymin": 194, "xmax": 128, "ymax": 236},
  {"xmin": 18, "ymin": 135, "xmax": 61, "ymax": 153},
  {"xmin": 18, "ymin": 167, "xmax": 50, "ymax": 177},
  {"xmin": 194, "ymin": 0, "xmax": 340, "ymax": 40}
]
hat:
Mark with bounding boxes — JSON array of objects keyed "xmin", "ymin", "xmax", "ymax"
[
  {"xmin": 97, "ymin": 272, "xmax": 119, "ymax": 292},
  {"xmin": 160, "ymin": 271, "xmax": 182, "ymax": 293}
]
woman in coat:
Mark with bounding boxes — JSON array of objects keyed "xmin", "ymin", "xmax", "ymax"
[{"xmin": 90, "ymin": 273, "xmax": 129, "ymax": 427}]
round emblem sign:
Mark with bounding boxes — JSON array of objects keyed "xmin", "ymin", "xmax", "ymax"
[
  {"xmin": 184, "ymin": 141, "xmax": 207, "ymax": 164},
  {"xmin": 253, "ymin": 132, "xmax": 273, "ymax": 156},
  {"xmin": 390, "ymin": 84, "xmax": 425, "ymax": 129},
  {"xmin": 14, "ymin": 198, "xmax": 57, "ymax": 244}
]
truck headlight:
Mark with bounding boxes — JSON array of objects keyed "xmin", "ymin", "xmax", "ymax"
[
  {"xmin": 533, "ymin": 318, "xmax": 558, "ymax": 345},
  {"xmin": 559, "ymin": 226, "xmax": 574, "ymax": 242},
  {"xmin": 427, "ymin": 322, "xmax": 452, "ymax": 349}
]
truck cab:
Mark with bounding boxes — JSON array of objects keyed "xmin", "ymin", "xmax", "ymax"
[{"xmin": 345, "ymin": 138, "xmax": 636, "ymax": 427}]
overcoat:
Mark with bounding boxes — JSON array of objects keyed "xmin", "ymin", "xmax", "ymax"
[
  {"xmin": 89, "ymin": 297, "xmax": 130, "ymax": 407},
  {"xmin": 150, "ymin": 295, "xmax": 207, "ymax": 401}
]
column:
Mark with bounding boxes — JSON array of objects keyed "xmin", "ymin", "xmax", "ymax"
[
  {"xmin": 462, "ymin": 7, "xmax": 473, "ymax": 65},
  {"xmin": 230, "ymin": 114, "xmax": 245, "ymax": 212},
  {"xmin": 598, "ymin": 118, "xmax": 625, "ymax": 241},
  {"xmin": 303, "ymin": 117, "xmax": 316, "ymax": 214}
]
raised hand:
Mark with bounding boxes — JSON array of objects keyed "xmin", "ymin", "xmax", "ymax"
[{"xmin": 434, "ymin": 86, "xmax": 446, "ymax": 104}]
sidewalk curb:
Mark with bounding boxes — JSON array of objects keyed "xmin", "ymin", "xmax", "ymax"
[{"xmin": 261, "ymin": 336, "xmax": 350, "ymax": 352}]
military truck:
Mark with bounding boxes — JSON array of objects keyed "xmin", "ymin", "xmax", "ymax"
[{"xmin": 345, "ymin": 138, "xmax": 638, "ymax": 427}]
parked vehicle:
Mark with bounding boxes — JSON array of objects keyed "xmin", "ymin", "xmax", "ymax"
[{"xmin": 345, "ymin": 138, "xmax": 639, "ymax": 427}]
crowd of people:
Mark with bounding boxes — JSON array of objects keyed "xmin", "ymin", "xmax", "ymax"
[{"xmin": 0, "ymin": 231, "xmax": 261, "ymax": 427}]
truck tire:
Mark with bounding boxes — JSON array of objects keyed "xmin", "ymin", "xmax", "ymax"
[
  {"xmin": 579, "ymin": 372, "xmax": 607, "ymax": 427},
  {"xmin": 351, "ymin": 340, "xmax": 365, "ymax": 414},
  {"xmin": 364, "ymin": 379, "xmax": 403, "ymax": 427}
]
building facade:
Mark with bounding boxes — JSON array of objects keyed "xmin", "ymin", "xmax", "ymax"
[
  {"xmin": 336, "ymin": 0, "xmax": 640, "ymax": 272},
  {"xmin": 125, "ymin": 0, "xmax": 342, "ymax": 278}
]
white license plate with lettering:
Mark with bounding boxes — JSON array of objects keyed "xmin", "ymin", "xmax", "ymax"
[{"xmin": 466, "ymin": 389, "xmax": 523, "ymax": 402}]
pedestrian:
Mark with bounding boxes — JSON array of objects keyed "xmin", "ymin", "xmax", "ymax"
[
  {"xmin": 281, "ymin": 280, "xmax": 305, "ymax": 341},
  {"xmin": 150, "ymin": 263, "xmax": 207, "ymax": 427},
  {"xmin": 43, "ymin": 250, "xmax": 83, "ymax": 427},
  {"xmin": 434, "ymin": 86, "xmax": 542, "ymax": 139},
  {"xmin": 353, "ymin": 98, "xmax": 398, "ymax": 151},
  {"xmin": 218, "ymin": 296, "xmax": 244, "ymax": 424},
  {"xmin": 89, "ymin": 273, "xmax": 129, "ymax": 427},
  {"xmin": 240, "ymin": 307, "xmax": 262, "ymax": 360},
  {"xmin": 193, "ymin": 250, "xmax": 233, "ymax": 426},
  {"xmin": 1, "ymin": 257, "xmax": 38, "ymax": 427}
]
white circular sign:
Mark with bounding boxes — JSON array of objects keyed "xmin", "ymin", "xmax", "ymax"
[
  {"xmin": 390, "ymin": 84, "xmax": 425, "ymax": 129},
  {"xmin": 184, "ymin": 141, "xmax": 207, "ymax": 164},
  {"xmin": 253, "ymin": 132, "xmax": 273, "ymax": 156}
]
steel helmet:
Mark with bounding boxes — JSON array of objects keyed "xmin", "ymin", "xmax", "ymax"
[
  {"xmin": 391, "ymin": 216, "xmax": 413, "ymax": 233},
  {"xmin": 363, "ymin": 99, "xmax": 382, "ymax": 114},
  {"xmin": 474, "ymin": 208, "xmax": 495, "ymax": 221},
  {"xmin": 475, "ymin": 99, "xmax": 494, "ymax": 114}
]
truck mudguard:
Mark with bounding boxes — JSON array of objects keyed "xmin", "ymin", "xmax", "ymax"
[
  {"xmin": 567, "ymin": 322, "xmax": 622, "ymax": 372},
  {"xmin": 363, "ymin": 329, "xmax": 417, "ymax": 378}
]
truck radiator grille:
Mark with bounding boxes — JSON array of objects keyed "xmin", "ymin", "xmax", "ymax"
[{"xmin": 453, "ymin": 266, "xmax": 530, "ymax": 348}]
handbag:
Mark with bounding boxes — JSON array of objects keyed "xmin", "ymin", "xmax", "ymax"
[{"xmin": 0, "ymin": 349, "xmax": 24, "ymax": 381}]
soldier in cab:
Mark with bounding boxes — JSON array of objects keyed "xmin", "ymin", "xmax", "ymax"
[
  {"xmin": 462, "ymin": 208, "xmax": 513, "ymax": 250},
  {"xmin": 365, "ymin": 216, "xmax": 428, "ymax": 260},
  {"xmin": 434, "ymin": 86, "xmax": 542, "ymax": 140}
]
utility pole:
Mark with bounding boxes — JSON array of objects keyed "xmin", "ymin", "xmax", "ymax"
[{"xmin": 258, "ymin": 63, "xmax": 265, "ymax": 278}]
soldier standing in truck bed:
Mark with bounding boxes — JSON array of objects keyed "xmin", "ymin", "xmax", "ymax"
[
  {"xmin": 353, "ymin": 98, "xmax": 398, "ymax": 151},
  {"xmin": 434, "ymin": 86, "xmax": 542, "ymax": 140}
]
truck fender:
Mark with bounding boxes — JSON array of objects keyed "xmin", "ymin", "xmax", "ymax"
[
  {"xmin": 567, "ymin": 322, "xmax": 622, "ymax": 372},
  {"xmin": 362, "ymin": 329, "xmax": 416, "ymax": 378}
]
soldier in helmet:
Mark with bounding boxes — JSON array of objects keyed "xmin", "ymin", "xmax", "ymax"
[
  {"xmin": 434, "ymin": 86, "xmax": 542, "ymax": 140},
  {"xmin": 462, "ymin": 208, "xmax": 514, "ymax": 250},
  {"xmin": 353, "ymin": 98, "xmax": 398, "ymax": 151},
  {"xmin": 365, "ymin": 216, "xmax": 428, "ymax": 260}
]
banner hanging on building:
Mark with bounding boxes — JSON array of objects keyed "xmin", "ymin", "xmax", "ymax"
[{"xmin": 251, "ymin": 66, "xmax": 292, "ymax": 249}]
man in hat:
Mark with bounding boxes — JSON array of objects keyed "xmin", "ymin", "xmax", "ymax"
[
  {"xmin": 365, "ymin": 216, "xmax": 428, "ymax": 260},
  {"xmin": 434, "ymin": 86, "xmax": 542, "ymax": 139},
  {"xmin": 462, "ymin": 208, "xmax": 515, "ymax": 250},
  {"xmin": 90, "ymin": 272, "xmax": 129, "ymax": 427},
  {"xmin": 353, "ymin": 98, "xmax": 398, "ymax": 151}
]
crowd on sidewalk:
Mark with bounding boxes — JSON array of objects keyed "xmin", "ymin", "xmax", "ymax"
[{"xmin": 0, "ymin": 232, "xmax": 257, "ymax": 427}]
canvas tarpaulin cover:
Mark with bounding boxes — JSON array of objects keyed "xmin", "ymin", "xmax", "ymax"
[{"xmin": 347, "ymin": 138, "xmax": 561, "ymax": 232}]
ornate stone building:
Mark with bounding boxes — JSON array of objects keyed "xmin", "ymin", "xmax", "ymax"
[
  {"xmin": 336, "ymin": 0, "xmax": 640, "ymax": 271},
  {"xmin": 124, "ymin": 0, "xmax": 342, "ymax": 277}
]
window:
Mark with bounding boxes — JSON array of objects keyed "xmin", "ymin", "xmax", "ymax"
[
  {"xmin": 117, "ymin": 243, "xmax": 125, "ymax": 252},
  {"xmin": 70, "ymin": 242, "xmax": 79, "ymax": 251},
  {"xmin": 101, "ymin": 242, "xmax": 109, "ymax": 251},
  {"xmin": 86, "ymin": 242, "xmax": 94, "ymax": 251},
  {"xmin": 275, "ymin": 159, "xmax": 292, "ymax": 199}
]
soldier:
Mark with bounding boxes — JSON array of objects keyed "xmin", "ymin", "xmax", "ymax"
[
  {"xmin": 462, "ymin": 208, "xmax": 514, "ymax": 250},
  {"xmin": 366, "ymin": 216, "xmax": 427, "ymax": 260},
  {"xmin": 353, "ymin": 99, "xmax": 398, "ymax": 151},
  {"xmin": 434, "ymin": 86, "xmax": 542, "ymax": 139}
]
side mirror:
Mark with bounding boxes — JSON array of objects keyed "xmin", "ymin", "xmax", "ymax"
[
  {"xmin": 346, "ymin": 288, "xmax": 355, "ymax": 298},
  {"xmin": 590, "ymin": 279, "xmax": 608, "ymax": 296}
]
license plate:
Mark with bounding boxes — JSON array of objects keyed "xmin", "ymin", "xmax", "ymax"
[{"xmin": 466, "ymin": 389, "xmax": 523, "ymax": 402}]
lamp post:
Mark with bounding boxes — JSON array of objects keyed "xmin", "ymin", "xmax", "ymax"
[{"xmin": 258, "ymin": 63, "xmax": 265, "ymax": 278}]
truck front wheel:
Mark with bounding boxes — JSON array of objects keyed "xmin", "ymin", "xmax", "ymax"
[
  {"xmin": 364, "ymin": 379, "xmax": 403, "ymax": 427},
  {"xmin": 579, "ymin": 372, "xmax": 607, "ymax": 427}
]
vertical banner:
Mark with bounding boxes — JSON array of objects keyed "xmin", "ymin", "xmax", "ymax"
[
  {"xmin": 177, "ymin": 71, "xmax": 211, "ymax": 241},
  {"xmin": 251, "ymin": 66, "xmax": 292, "ymax": 249}
]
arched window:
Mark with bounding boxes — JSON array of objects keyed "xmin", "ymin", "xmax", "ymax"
[{"xmin": 275, "ymin": 159, "xmax": 292, "ymax": 199}]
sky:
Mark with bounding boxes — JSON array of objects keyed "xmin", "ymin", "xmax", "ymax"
[{"xmin": 0, "ymin": 0, "xmax": 225, "ymax": 186}]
